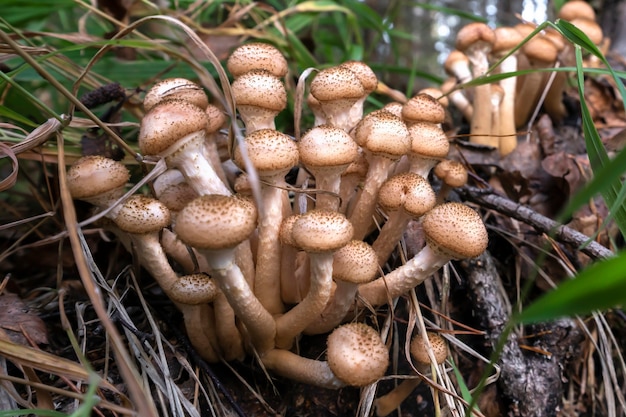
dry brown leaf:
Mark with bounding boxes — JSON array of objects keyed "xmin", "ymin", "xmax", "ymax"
[{"xmin": 0, "ymin": 292, "xmax": 48, "ymax": 346}]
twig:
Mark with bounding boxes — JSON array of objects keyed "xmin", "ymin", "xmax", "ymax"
[{"xmin": 457, "ymin": 186, "xmax": 614, "ymax": 260}]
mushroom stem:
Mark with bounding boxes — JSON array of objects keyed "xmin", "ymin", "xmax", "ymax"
[
  {"xmin": 375, "ymin": 378, "xmax": 422, "ymax": 417},
  {"xmin": 275, "ymin": 252, "xmax": 334, "ymax": 348},
  {"xmin": 179, "ymin": 302, "xmax": 221, "ymax": 363},
  {"xmin": 203, "ymin": 247, "xmax": 276, "ymax": 354},
  {"xmin": 261, "ymin": 349, "xmax": 346, "ymax": 389},
  {"xmin": 358, "ymin": 242, "xmax": 449, "ymax": 307}
]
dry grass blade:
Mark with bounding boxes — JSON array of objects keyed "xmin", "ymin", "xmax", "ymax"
[
  {"xmin": 0, "ymin": 338, "xmax": 108, "ymax": 389},
  {"xmin": 56, "ymin": 132, "xmax": 158, "ymax": 416}
]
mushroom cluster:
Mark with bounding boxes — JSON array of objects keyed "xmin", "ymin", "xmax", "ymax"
[
  {"xmin": 66, "ymin": 42, "xmax": 488, "ymax": 391},
  {"xmin": 442, "ymin": 4, "xmax": 606, "ymax": 156}
]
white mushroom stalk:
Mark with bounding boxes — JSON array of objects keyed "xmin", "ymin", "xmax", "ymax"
[
  {"xmin": 358, "ymin": 202, "xmax": 488, "ymax": 307},
  {"xmin": 234, "ymin": 128, "xmax": 299, "ymax": 315},
  {"xmin": 138, "ymin": 99, "xmax": 231, "ymax": 196},
  {"xmin": 274, "ymin": 209, "xmax": 353, "ymax": 348}
]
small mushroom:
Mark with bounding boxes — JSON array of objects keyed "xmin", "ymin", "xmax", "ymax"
[
  {"xmin": 310, "ymin": 66, "xmax": 366, "ymax": 132},
  {"xmin": 231, "ymin": 69, "xmax": 287, "ymax": 133},
  {"xmin": 299, "ymin": 124, "xmax": 359, "ymax": 211}
]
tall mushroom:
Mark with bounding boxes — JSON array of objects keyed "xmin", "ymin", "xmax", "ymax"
[
  {"xmin": 175, "ymin": 195, "xmax": 276, "ymax": 354},
  {"xmin": 275, "ymin": 209, "xmax": 353, "ymax": 348},
  {"xmin": 349, "ymin": 110, "xmax": 411, "ymax": 240},
  {"xmin": 456, "ymin": 22, "xmax": 497, "ymax": 148},
  {"xmin": 233, "ymin": 128, "xmax": 299, "ymax": 315}
]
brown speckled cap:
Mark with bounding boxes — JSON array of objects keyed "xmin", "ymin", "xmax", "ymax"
[
  {"xmin": 422, "ymin": 202, "xmax": 488, "ymax": 260},
  {"xmin": 139, "ymin": 99, "xmax": 208, "ymax": 156},
  {"xmin": 227, "ymin": 42, "xmax": 288, "ymax": 78},
  {"xmin": 67, "ymin": 155, "xmax": 129, "ymax": 200},
  {"xmin": 327, "ymin": 323, "xmax": 389, "ymax": 387},
  {"xmin": 291, "ymin": 209, "xmax": 353, "ymax": 253},
  {"xmin": 175, "ymin": 195, "xmax": 257, "ymax": 250},
  {"xmin": 410, "ymin": 332, "xmax": 448, "ymax": 365},
  {"xmin": 114, "ymin": 195, "xmax": 171, "ymax": 234}
]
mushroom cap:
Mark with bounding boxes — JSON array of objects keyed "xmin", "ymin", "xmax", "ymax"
[
  {"xmin": 291, "ymin": 209, "xmax": 353, "ymax": 253},
  {"xmin": 299, "ymin": 125, "xmax": 359, "ymax": 173},
  {"xmin": 327, "ymin": 322, "xmax": 389, "ymax": 387},
  {"xmin": 339, "ymin": 61, "xmax": 378, "ymax": 94},
  {"xmin": 175, "ymin": 195, "xmax": 257, "ymax": 250},
  {"xmin": 227, "ymin": 42, "xmax": 288, "ymax": 78},
  {"xmin": 143, "ymin": 78, "xmax": 208, "ymax": 112},
  {"xmin": 278, "ymin": 214, "xmax": 300, "ymax": 248},
  {"xmin": 381, "ymin": 102, "xmax": 404, "ymax": 118},
  {"xmin": 378, "ymin": 172, "xmax": 436, "ymax": 217},
  {"xmin": 492, "ymin": 26, "xmax": 525, "ymax": 56},
  {"xmin": 310, "ymin": 66, "xmax": 365, "ymax": 103},
  {"xmin": 402, "ymin": 94, "xmax": 446, "ymax": 125},
  {"xmin": 522, "ymin": 36, "xmax": 559, "ymax": 64},
  {"xmin": 231, "ymin": 69, "xmax": 287, "ymax": 112},
  {"xmin": 433, "ymin": 159, "xmax": 468, "ymax": 188},
  {"xmin": 418, "ymin": 87, "xmax": 449, "ymax": 108},
  {"xmin": 67, "ymin": 155, "xmax": 130, "ymax": 200},
  {"xmin": 115, "ymin": 195, "xmax": 171, "ymax": 234},
  {"xmin": 332, "ymin": 240, "xmax": 379, "ymax": 284},
  {"xmin": 408, "ymin": 122, "xmax": 450, "ymax": 160},
  {"xmin": 205, "ymin": 104, "xmax": 227, "ymax": 134},
  {"xmin": 421, "ymin": 202, "xmax": 488, "ymax": 260},
  {"xmin": 353, "ymin": 110, "xmax": 410, "ymax": 159},
  {"xmin": 558, "ymin": 0, "xmax": 596, "ymax": 21},
  {"xmin": 233, "ymin": 128, "xmax": 299, "ymax": 178},
  {"xmin": 139, "ymin": 99, "xmax": 209, "ymax": 156},
  {"xmin": 410, "ymin": 332, "xmax": 448, "ymax": 365},
  {"xmin": 153, "ymin": 170, "xmax": 198, "ymax": 212},
  {"xmin": 168, "ymin": 273, "xmax": 219, "ymax": 305},
  {"xmin": 456, "ymin": 22, "xmax": 496, "ymax": 53}
]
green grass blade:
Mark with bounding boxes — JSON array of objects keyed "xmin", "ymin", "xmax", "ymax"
[{"xmin": 517, "ymin": 252, "xmax": 626, "ymax": 324}]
